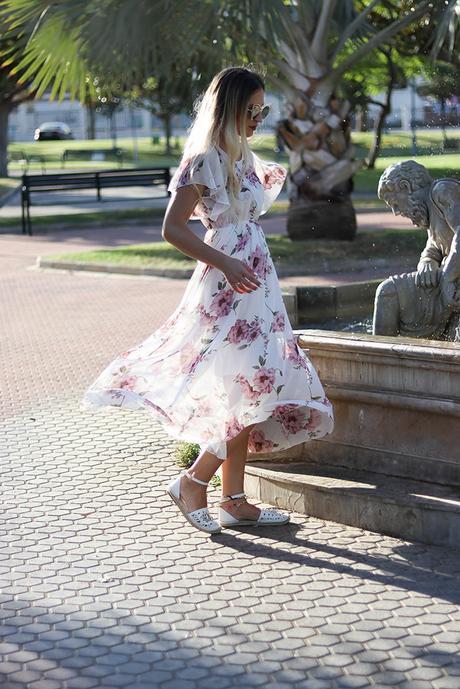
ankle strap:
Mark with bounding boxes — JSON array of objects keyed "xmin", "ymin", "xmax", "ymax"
[
  {"xmin": 184, "ymin": 470, "xmax": 209, "ymax": 486},
  {"xmin": 221, "ymin": 492, "xmax": 246, "ymax": 501}
]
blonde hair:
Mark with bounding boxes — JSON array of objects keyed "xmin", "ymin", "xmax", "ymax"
[{"xmin": 183, "ymin": 66, "xmax": 265, "ymax": 215}]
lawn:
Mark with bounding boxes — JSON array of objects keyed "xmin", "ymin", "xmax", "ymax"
[
  {"xmin": 6, "ymin": 129, "xmax": 460, "ymax": 196},
  {"xmin": 0, "ymin": 176, "xmax": 20, "ymax": 199},
  {"xmin": 45, "ymin": 228, "xmax": 426, "ymax": 273}
]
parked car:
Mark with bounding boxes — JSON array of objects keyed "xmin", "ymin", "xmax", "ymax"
[{"xmin": 34, "ymin": 122, "xmax": 73, "ymax": 141}]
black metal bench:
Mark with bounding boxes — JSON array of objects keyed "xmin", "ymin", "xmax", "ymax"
[
  {"xmin": 21, "ymin": 167, "xmax": 171, "ymax": 235},
  {"xmin": 8, "ymin": 150, "xmax": 47, "ymax": 174},
  {"xmin": 61, "ymin": 147, "xmax": 125, "ymax": 168}
]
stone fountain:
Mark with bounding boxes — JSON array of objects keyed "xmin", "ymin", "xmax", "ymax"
[{"xmin": 245, "ymin": 161, "xmax": 460, "ymax": 549}]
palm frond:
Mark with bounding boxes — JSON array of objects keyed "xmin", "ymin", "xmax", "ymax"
[{"xmin": 430, "ymin": 0, "xmax": 460, "ymax": 59}]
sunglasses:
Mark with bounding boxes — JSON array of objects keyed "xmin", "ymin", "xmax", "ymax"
[{"xmin": 247, "ymin": 103, "xmax": 270, "ymax": 121}]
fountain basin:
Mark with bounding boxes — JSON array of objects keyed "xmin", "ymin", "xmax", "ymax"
[
  {"xmin": 245, "ymin": 329, "xmax": 460, "ymax": 547},
  {"xmin": 295, "ymin": 330, "xmax": 460, "ymax": 485}
]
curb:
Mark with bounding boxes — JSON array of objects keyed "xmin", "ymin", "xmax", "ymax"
[
  {"xmin": 37, "ymin": 256, "xmax": 418, "ymax": 281},
  {"xmin": 36, "ymin": 258, "xmax": 195, "ymax": 279}
]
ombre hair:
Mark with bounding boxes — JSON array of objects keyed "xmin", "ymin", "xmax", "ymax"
[{"xmin": 183, "ymin": 66, "xmax": 265, "ymax": 214}]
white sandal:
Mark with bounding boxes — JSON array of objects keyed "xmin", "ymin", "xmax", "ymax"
[
  {"xmin": 166, "ymin": 470, "xmax": 221, "ymax": 534},
  {"xmin": 219, "ymin": 493, "xmax": 290, "ymax": 528}
]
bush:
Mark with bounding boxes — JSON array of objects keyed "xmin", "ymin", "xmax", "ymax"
[
  {"xmin": 173, "ymin": 441, "xmax": 221, "ymax": 487},
  {"xmin": 174, "ymin": 441, "xmax": 201, "ymax": 469}
]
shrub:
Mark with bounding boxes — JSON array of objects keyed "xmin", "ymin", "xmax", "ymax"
[{"xmin": 173, "ymin": 441, "xmax": 221, "ymax": 487}]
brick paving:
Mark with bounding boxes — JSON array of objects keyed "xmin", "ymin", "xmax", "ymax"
[{"xmin": 2, "ymin": 225, "xmax": 460, "ymax": 688}]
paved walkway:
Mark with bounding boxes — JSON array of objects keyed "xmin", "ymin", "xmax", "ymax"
[{"xmin": 2, "ymin": 225, "xmax": 460, "ymax": 689}]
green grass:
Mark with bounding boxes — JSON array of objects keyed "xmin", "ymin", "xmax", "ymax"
[
  {"xmin": 351, "ymin": 130, "xmax": 460, "ymax": 158},
  {"xmin": 0, "ymin": 177, "xmax": 20, "ymax": 199},
  {"xmin": 6, "ymin": 130, "xmax": 460, "ymax": 196},
  {"xmin": 0, "ymin": 200, "xmax": 288, "ymax": 229},
  {"xmin": 0, "ymin": 197, "xmax": 386, "ymax": 231},
  {"xmin": 45, "ymin": 229, "xmax": 426, "ymax": 272},
  {"xmin": 353, "ymin": 153, "xmax": 460, "ymax": 194},
  {"xmin": 0, "ymin": 206, "xmax": 166, "ymax": 229}
]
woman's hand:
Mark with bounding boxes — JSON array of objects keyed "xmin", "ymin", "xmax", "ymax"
[{"xmin": 219, "ymin": 256, "xmax": 261, "ymax": 293}]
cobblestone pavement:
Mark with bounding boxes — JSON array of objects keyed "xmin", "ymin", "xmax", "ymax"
[{"xmin": 2, "ymin": 229, "xmax": 460, "ymax": 689}]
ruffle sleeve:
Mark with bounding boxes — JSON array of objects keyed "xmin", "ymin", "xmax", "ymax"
[
  {"xmin": 168, "ymin": 148, "xmax": 231, "ymax": 222},
  {"xmin": 252, "ymin": 152, "xmax": 287, "ymax": 215}
]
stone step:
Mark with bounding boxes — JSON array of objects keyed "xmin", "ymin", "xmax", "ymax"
[{"xmin": 244, "ymin": 461, "xmax": 460, "ymax": 549}]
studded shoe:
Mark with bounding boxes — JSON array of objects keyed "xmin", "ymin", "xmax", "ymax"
[
  {"xmin": 166, "ymin": 471, "xmax": 221, "ymax": 534},
  {"xmin": 219, "ymin": 492, "xmax": 290, "ymax": 527}
]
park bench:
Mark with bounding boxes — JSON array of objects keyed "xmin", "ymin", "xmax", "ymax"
[
  {"xmin": 21, "ymin": 166, "xmax": 171, "ymax": 235},
  {"xmin": 61, "ymin": 147, "xmax": 125, "ymax": 168},
  {"xmin": 8, "ymin": 150, "xmax": 47, "ymax": 174}
]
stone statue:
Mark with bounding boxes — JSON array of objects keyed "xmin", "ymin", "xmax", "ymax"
[{"xmin": 373, "ymin": 160, "xmax": 460, "ymax": 341}]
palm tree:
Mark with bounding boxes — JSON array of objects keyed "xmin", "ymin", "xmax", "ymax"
[
  {"xmin": 0, "ymin": 19, "xmax": 36, "ymax": 176},
  {"xmin": 1, "ymin": 0, "xmax": 458, "ymax": 237}
]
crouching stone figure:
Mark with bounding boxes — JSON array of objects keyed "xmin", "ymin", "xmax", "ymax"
[{"xmin": 374, "ymin": 160, "xmax": 460, "ymax": 341}]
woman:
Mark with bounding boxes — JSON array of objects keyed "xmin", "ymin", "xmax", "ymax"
[{"xmin": 82, "ymin": 66, "xmax": 334, "ymax": 534}]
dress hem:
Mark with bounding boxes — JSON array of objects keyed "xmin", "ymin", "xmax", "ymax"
[{"xmin": 81, "ymin": 389, "xmax": 334, "ymax": 461}]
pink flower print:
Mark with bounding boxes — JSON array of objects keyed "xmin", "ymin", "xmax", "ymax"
[
  {"xmin": 179, "ymin": 343, "xmax": 203, "ymax": 374},
  {"xmin": 197, "ymin": 304, "xmax": 216, "ymax": 325},
  {"xmin": 274, "ymin": 404, "xmax": 305, "ymax": 434},
  {"xmin": 119, "ymin": 375, "xmax": 138, "ymax": 390},
  {"xmin": 248, "ymin": 245, "xmax": 269, "ymax": 280},
  {"xmin": 197, "ymin": 398, "xmax": 213, "ymax": 417},
  {"xmin": 305, "ymin": 407, "xmax": 323, "ymax": 432},
  {"xmin": 246, "ymin": 319, "xmax": 262, "ymax": 343},
  {"xmin": 248, "ymin": 429, "xmax": 275, "ymax": 453},
  {"xmin": 227, "ymin": 319, "xmax": 250, "ymax": 344},
  {"xmin": 246, "ymin": 168, "xmax": 260, "ymax": 186},
  {"xmin": 235, "ymin": 373, "xmax": 260, "ymax": 401},
  {"xmin": 225, "ymin": 416, "xmax": 244, "ymax": 440},
  {"xmin": 144, "ymin": 399, "xmax": 171, "ymax": 421},
  {"xmin": 177, "ymin": 158, "xmax": 193, "ymax": 186},
  {"xmin": 262, "ymin": 165, "xmax": 286, "ymax": 190},
  {"xmin": 252, "ymin": 367, "xmax": 276, "ymax": 394},
  {"xmin": 271, "ymin": 312, "xmax": 285, "ymax": 332},
  {"xmin": 232, "ymin": 228, "xmax": 250, "ymax": 254},
  {"xmin": 284, "ymin": 338, "xmax": 308, "ymax": 369},
  {"xmin": 209, "ymin": 288, "xmax": 234, "ymax": 317}
]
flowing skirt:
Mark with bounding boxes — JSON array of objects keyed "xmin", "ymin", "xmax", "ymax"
[{"xmin": 81, "ymin": 220, "xmax": 334, "ymax": 459}]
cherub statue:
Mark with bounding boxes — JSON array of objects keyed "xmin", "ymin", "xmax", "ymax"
[{"xmin": 374, "ymin": 160, "xmax": 460, "ymax": 341}]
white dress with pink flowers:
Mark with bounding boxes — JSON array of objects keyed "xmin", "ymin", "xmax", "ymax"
[{"xmin": 82, "ymin": 145, "xmax": 334, "ymax": 459}]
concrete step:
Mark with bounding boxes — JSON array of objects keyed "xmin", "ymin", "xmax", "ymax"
[{"xmin": 244, "ymin": 461, "xmax": 460, "ymax": 549}]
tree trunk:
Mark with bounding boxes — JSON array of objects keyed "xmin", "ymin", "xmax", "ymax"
[
  {"xmin": 367, "ymin": 103, "xmax": 390, "ymax": 169},
  {"xmin": 277, "ymin": 88, "xmax": 361, "ymax": 241},
  {"xmin": 109, "ymin": 112, "xmax": 117, "ymax": 148},
  {"xmin": 86, "ymin": 105, "xmax": 96, "ymax": 139},
  {"xmin": 163, "ymin": 112, "xmax": 172, "ymax": 156},
  {"xmin": 0, "ymin": 105, "xmax": 11, "ymax": 177},
  {"xmin": 367, "ymin": 51, "xmax": 396, "ymax": 169},
  {"xmin": 440, "ymin": 98, "xmax": 448, "ymax": 149}
]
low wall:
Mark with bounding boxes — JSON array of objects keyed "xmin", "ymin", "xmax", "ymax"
[
  {"xmin": 254, "ymin": 330, "xmax": 460, "ymax": 487},
  {"xmin": 296, "ymin": 280, "xmax": 380, "ymax": 322}
]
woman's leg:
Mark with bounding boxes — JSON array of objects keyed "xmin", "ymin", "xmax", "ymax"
[
  {"xmin": 220, "ymin": 423, "xmax": 261, "ymax": 521},
  {"xmin": 180, "ymin": 449, "xmax": 223, "ymax": 513},
  {"xmin": 179, "ymin": 423, "xmax": 256, "ymax": 514},
  {"xmin": 221, "ymin": 424, "xmax": 255, "ymax": 495}
]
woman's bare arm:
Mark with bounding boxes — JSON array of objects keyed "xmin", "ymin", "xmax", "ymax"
[{"xmin": 162, "ymin": 185, "xmax": 261, "ymax": 293}]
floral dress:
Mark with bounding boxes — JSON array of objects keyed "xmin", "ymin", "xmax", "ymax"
[{"xmin": 81, "ymin": 145, "xmax": 334, "ymax": 460}]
